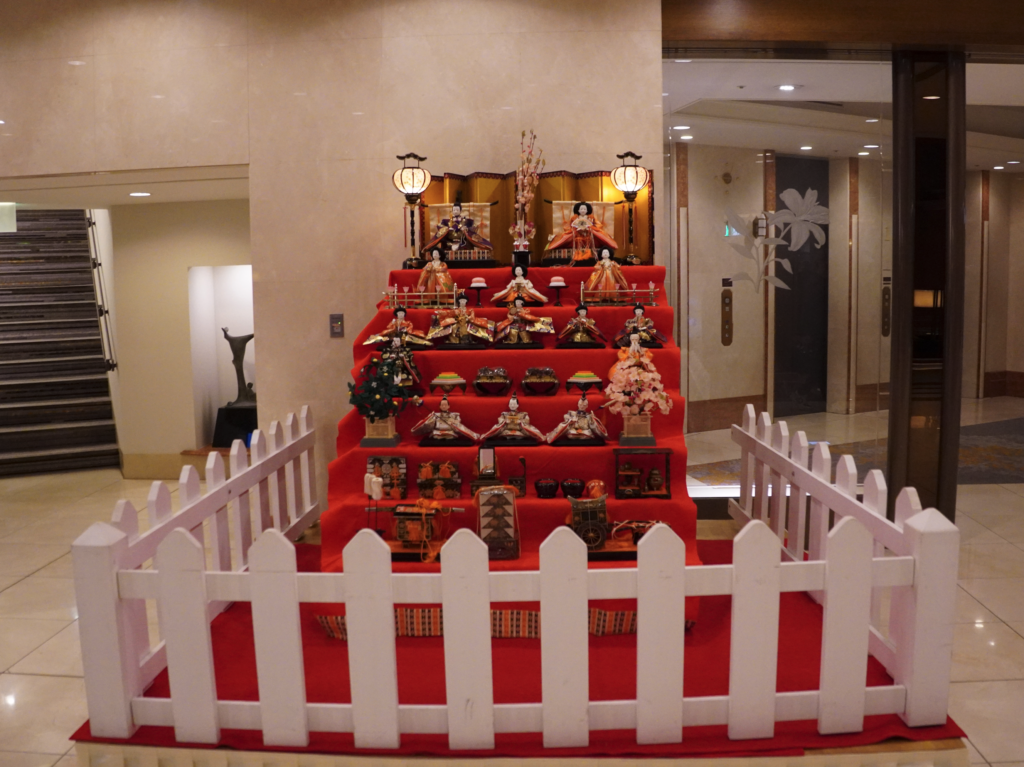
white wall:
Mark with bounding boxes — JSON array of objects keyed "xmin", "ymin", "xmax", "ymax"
[{"xmin": 111, "ymin": 199, "xmax": 251, "ymax": 478}]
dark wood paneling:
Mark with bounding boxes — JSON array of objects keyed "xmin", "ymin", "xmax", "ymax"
[
  {"xmin": 688, "ymin": 394, "xmax": 767, "ymax": 433},
  {"xmin": 856, "ymin": 382, "xmax": 891, "ymax": 413},
  {"xmin": 984, "ymin": 371, "xmax": 1008, "ymax": 398},
  {"xmin": 663, "ymin": 0, "xmax": 1024, "ymax": 46},
  {"xmin": 1006, "ymin": 371, "xmax": 1024, "ymax": 398}
]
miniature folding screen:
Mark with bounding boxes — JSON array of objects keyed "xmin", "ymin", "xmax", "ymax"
[{"xmin": 425, "ymin": 203, "xmax": 492, "ymax": 244}]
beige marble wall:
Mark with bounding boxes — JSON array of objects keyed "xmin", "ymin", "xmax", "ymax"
[
  {"xmin": 986, "ymin": 172, "xmax": 1010, "ymax": 376},
  {"xmin": 0, "ymin": 0, "xmax": 663, "ymax": 502},
  {"xmin": 963, "ymin": 172, "xmax": 984, "ymax": 396},
  {"xmin": 110, "ymin": 200, "xmax": 251, "ymax": 478},
  {"xmin": 855, "ymin": 159, "xmax": 891, "ymax": 391},
  {"xmin": 685, "ymin": 144, "xmax": 765, "ymax": 404}
]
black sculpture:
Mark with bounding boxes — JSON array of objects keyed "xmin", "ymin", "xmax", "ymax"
[{"xmin": 223, "ymin": 327, "xmax": 256, "ymax": 407}]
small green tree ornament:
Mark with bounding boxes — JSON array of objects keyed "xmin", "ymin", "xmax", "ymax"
[{"xmin": 349, "ymin": 354, "xmax": 421, "ymax": 447}]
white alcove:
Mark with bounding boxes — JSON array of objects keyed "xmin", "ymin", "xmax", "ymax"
[{"xmin": 187, "ymin": 265, "xmax": 255, "ymax": 447}]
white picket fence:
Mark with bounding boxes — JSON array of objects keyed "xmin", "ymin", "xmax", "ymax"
[
  {"xmin": 72, "ymin": 406, "xmax": 319, "ymax": 741},
  {"xmin": 71, "ymin": 403, "xmax": 960, "ymax": 753},
  {"xmin": 729, "ymin": 404, "xmax": 960, "ymax": 732}
]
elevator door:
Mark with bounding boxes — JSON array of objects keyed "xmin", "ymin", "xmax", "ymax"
[{"xmin": 773, "ymin": 155, "xmax": 830, "ymax": 418}]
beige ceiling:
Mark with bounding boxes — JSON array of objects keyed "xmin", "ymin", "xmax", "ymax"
[{"xmin": 0, "ymin": 165, "xmax": 248, "ymax": 209}]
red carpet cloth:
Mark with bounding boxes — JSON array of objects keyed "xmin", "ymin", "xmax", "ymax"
[
  {"xmin": 73, "ymin": 541, "xmax": 964, "ymax": 758},
  {"xmin": 323, "ymin": 266, "xmax": 700, "ymax": 621}
]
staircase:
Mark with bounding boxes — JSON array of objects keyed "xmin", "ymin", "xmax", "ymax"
[{"xmin": 0, "ymin": 209, "xmax": 120, "ymax": 477}]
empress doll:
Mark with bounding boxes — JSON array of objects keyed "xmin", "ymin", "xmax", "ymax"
[
  {"xmin": 545, "ymin": 201, "xmax": 619, "ymax": 263},
  {"xmin": 491, "ymin": 265, "xmax": 547, "ymax": 306}
]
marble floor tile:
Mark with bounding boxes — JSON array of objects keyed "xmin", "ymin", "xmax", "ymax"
[
  {"xmin": 0, "ymin": 579, "xmax": 78, "ymax": 622},
  {"xmin": 951, "ymin": 623, "xmax": 1024, "ymax": 681},
  {"xmin": 31, "ymin": 556, "xmax": 72, "ymax": 580},
  {"xmin": 959, "ymin": 543, "xmax": 1024, "ymax": 579},
  {"xmin": 950, "ymin": 681, "xmax": 1024, "ymax": 763},
  {"xmin": 0, "ymin": 618, "xmax": 71, "ymax": 672},
  {"xmin": 976, "ymin": 516, "xmax": 1024, "ymax": 547},
  {"xmin": 0, "ymin": 544, "xmax": 70, "ymax": 578},
  {"xmin": 957, "ymin": 486, "xmax": 1024, "ymax": 519},
  {"xmin": 958, "ymin": 514, "xmax": 1007, "ymax": 546},
  {"xmin": 961, "ymin": 579, "xmax": 1024, "ymax": 623},
  {"xmin": 0, "ymin": 752, "xmax": 65, "ymax": 767},
  {"xmin": 0, "ymin": 511, "xmax": 117, "ymax": 546},
  {"xmin": 965, "ymin": 737, "xmax": 988, "ymax": 764},
  {"xmin": 53, "ymin": 753, "xmax": 77, "ymax": 767},
  {"xmin": 9, "ymin": 623, "xmax": 82, "ymax": 677},
  {"xmin": 0, "ymin": 674, "xmax": 87, "ymax": 755},
  {"xmin": 956, "ymin": 586, "xmax": 1000, "ymax": 624},
  {"xmin": 0, "ymin": 578, "xmax": 22, "ymax": 593}
]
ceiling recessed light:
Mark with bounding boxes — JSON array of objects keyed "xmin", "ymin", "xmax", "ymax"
[
  {"xmin": 292, "ymin": 92, "xmax": 307, "ymax": 96},
  {"xmin": 352, "ymin": 111, "xmax": 364, "ymax": 115},
  {"xmin": 675, "ymin": 59, "xmax": 692, "ymax": 63},
  {"xmin": 866, "ymin": 118, "xmax": 879, "ymax": 123},
  {"xmin": 923, "ymin": 95, "xmax": 940, "ymax": 100},
  {"xmin": 68, "ymin": 60, "xmax": 85, "ymax": 65},
  {"xmin": 662, "ymin": 93, "xmax": 668, "ymax": 96},
  {"xmin": 800, "ymin": 146, "xmax": 812, "ymax": 151},
  {"xmin": 864, "ymin": 144, "xmax": 880, "ymax": 148},
  {"xmin": 779, "ymin": 84, "xmax": 796, "ymax": 91},
  {"xmin": 1008, "ymin": 161, "xmax": 1020, "ymax": 164},
  {"xmin": 672, "ymin": 125, "xmax": 690, "ymax": 130},
  {"xmin": 129, "ymin": 192, "xmax": 151, "ymax": 197},
  {"xmin": 0, "ymin": 121, "xmax": 5, "ymax": 125},
  {"xmin": 680, "ymin": 135, "xmax": 693, "ymax": 140},
  {"xmin": 995, "ymin": 166, "xmax": 1005, "ymax": 170},
  {"xmin": 858, "ymin": 151, "xmax": 870, "ymax": 156}
]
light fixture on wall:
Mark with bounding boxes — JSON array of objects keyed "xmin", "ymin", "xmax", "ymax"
[
  {"xmin": 392, "ymin": 153, "xmax": 432, "ymax": 264},
  {"xmin": 610, "ymin": 151, "xmax": 650, "ymax": 263}
]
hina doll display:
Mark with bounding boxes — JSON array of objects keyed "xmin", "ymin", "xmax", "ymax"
[
  {"xmin": 546, "ymin": 393, "xmax": 608, "ymax": 446},
  {"xmin": 380, "ymin": 335, "xmax": 423, "ymax": 388},
  {"xmin": 494, "ymin": 296, "xmax": 555, "ymax": 348},
  {"xmin": 422, "ymin": 203, "xmax": 493, "ymax": 254},
  {"xmin": 491, "ymin": 265, "xmax": 547, "ymax": 306},
  {"xmin": 480, "ymin": 392, "xmax": 547, "ymax": 445},
  {"xmin": 363, "ymin": 307, "xmax": 433, "ymax": 348},
  {"xmin": 585, "ymin": 248, "xmax": 630, "ymax": 300},
  {"xmin": 428, "ymin": 293, "xmax": 495, "ymax": 348},
  {"xmin": 614, "ymin": 304, "xmax": 667, "ymax": 348},
  {"xmin": 410, "ymin": 394, "xmax": 479, "ymax": 446},
  {"xmin": 416, "ymin": 250, "xmax": 456, "ymax": 300},
  {"xmin": 557, "ymin": 304, "xmax": 606, "ymax": 349},
  {"xmin": 545, "ymin": 201, "xmax": 618, "ymax": 264}
]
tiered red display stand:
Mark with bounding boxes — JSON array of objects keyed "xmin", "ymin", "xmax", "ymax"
[{"xmin": 322, "ymin": 265, "xmax": 701, "ymax": 617}]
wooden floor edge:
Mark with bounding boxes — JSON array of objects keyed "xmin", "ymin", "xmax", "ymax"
[{"xmin": 75, "ymin": 738, "xmax": 970, "ymax": 767}]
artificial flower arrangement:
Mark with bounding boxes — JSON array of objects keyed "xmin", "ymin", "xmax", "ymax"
[
  {"xmin": 603, "ymin": 343, "xmax": 673, "ymax": 418},
  {"xmin": 509, "ymin": 130, "xmax": 545, "ymax": 250}
]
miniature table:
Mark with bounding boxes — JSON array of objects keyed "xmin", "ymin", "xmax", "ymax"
[
  {"xmin": 566, "ymin": 377, "xmax": 603, "ymax": 394},
  {"xmin": 613, "ymin": 446, "xmax": 673, "ymax": 500},
  {"xmin": 468, "ymin": 285, "xmax": 487, "ymax": 307},
  {"xmin": 429, "ymin": 378, "xmax": 468, "ymax": 394}
]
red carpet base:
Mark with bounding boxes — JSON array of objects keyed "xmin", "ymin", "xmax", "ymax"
[{"xmin": 73, "ymin": 540, "xmax": 964, "ymax": 759}]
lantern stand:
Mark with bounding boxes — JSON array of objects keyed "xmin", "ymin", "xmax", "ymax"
[
  {"xmin": 393, "ymin": 153, "xmax": 432, "ymax": 268},
  {"xmin": 610, "ymin": 151, "xmax": 650, "ymax": 265}
]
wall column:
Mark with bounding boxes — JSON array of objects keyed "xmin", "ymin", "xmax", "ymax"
[{"xmin": 887, "ymin": 50, "xmax": 966, "ymax": 520}]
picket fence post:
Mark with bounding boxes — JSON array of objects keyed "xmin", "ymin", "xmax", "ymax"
[
  {"xmin": 147, "ymin": 480, "xmax": 172, "ymax": 530},
  {"xmin": 807, "ymin": 442, "xmax": 832, "ymax": 604},
  {"xmin": 230, "ymin": 439, "xmax": 254, "ymax": 566},
  {"xmin": 540, "ymin": 526, "xmax": 589, "ymax": 748},
  {"xmin": 156, "ymin": 529, "xmax": 220, "ymax": 744},
  {"xmin": 344, "ymin": 529, "xmax": 400, "ymax": 748},
  {"xmin": 892, "ymin": 508, "xmax": 960, "ymax": 726},
  {"xmin": 636, "ymin": 524, "xmax": 686, "ymax": 744},
  {"xmin": 251, "ymin": 430, "xmax": 273, "ymax": 535},
  {"xmin": 818, "ymin": 516, "xmax": 873, "ymax": 734},
  {"xmin": 110, "ymin": 500, "xmax": 150, "ymax": 654},
  {"xmin": 299, "ymin": 406, "xmax": 316, "ymax": 513},
  {"xmin": 862, "ymin": 470, "xmax": 889, "ymax": 627},
  {"xmin": 787, "ymin": 431, "xmax": 810, "ymax": 560},
  {"xmin": 72, "ymin": 522, "xmax": 142, "ymax": 738},
  {"xmin": 728, "ymin": 521, "xmax": 780, "ymax": 739},
  {"xmin": 739, "ymin": 404, "xmax": 756, "ymax": 515},
  {"xmin": 753, "ymin": 412, "xmax": 772, "ymax": 521},
  {"xmin": 769, "ymin": 421, "xmax": 790, "ymax": 539},
  {"xmin": 250, "ymin": 530, "xmax": 309, "ymax": 746},
  {"xmin": 205, "ymin": 452, "xmax": 232, "ymax": 572},
  {"xmin": 441, "ymin": 530, "xmax": 495, "ymax": 750},
  {"xmin": 268, "ymin": 421, "xmax": 288, "ymax": 530}
]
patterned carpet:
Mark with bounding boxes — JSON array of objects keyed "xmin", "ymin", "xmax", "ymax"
[{"xmin": 687, "ymin": 417, "xmax": 1024, "ymax": 486}]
